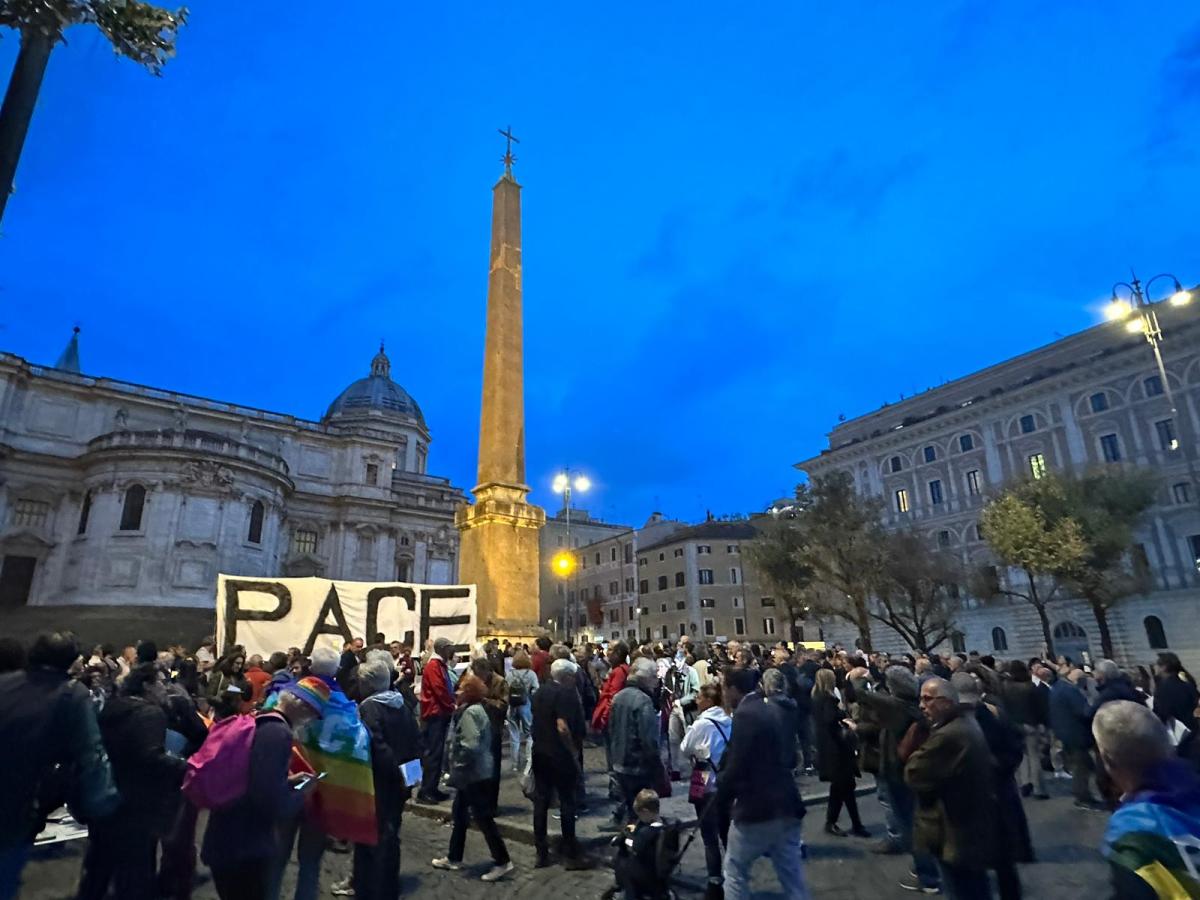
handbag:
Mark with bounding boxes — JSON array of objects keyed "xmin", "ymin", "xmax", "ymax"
[{"xmin": 687, "ymin": 721, "xmax": 728, "ymax": 803}]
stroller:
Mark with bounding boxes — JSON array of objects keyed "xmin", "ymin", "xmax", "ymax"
[{"xmin": 606, "ymin": 795, "xmax": 717, "ymax": 900}]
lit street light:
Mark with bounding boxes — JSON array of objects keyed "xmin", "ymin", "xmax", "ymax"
[
  {"xmin": 552, "ymin": 469, "xmax": 591, "ymax": 641},
  {"xmin": 1105, "ymin": 270, "xmax": 1196, "ymax": 493}
]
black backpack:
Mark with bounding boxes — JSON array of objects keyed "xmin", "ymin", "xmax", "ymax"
[{"xmin": 508, "ymin": 674, "xmax": 529, "ymax": 707}]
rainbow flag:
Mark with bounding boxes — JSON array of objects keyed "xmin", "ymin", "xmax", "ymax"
[{"xmin": 297, "ymin": 689, "xmax": 377, "ymax": 845}]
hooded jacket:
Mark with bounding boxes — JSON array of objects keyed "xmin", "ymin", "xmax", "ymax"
[
  {"xmin": 360, "ymin": 689, "xmax": 422, "ymax": 803},
  {"xmin": 97, "ymin": 694, "xmax": 187, "ymax": 829},
  {"xmin": 680, "ymin": 705, "xmax": 732, "ymax": 795}
]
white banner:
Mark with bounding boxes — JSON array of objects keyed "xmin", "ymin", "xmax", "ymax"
[{"xmin": 216, "ymin": 575, "xmax": 476, "ymax": 659}]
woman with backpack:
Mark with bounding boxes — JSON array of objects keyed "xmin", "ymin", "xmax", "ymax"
[
  {"xmin": 470, "ymin": 658, "xmax": 509, "ymax": 815},
  {"xmin": 680, "ymin": 682, "xmax": 732, "ymax": 900},
  {"xmin": 505, "ymin": 650, "xmax": 538, "ymax": 774},
  {"xmin": 431, "ymin": 672, "xmax": 513, "ymax": 882}
]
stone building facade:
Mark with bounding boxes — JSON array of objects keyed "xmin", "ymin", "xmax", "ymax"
[
  {"xmin": 0, "ymin": 340, "xmax": 465, "ymax": 611},
  {"xmin": 538, "ymin": 507, "xmax": 630, "ymax": 630},
  {"xmin": 797, "ymin": 300, "xmax": 1200, "ymax": 667}
]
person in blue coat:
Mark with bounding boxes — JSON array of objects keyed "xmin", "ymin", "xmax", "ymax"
[{"xmin": 1049, "ymin": 669, "xmax": 1102, "ymax": 809}]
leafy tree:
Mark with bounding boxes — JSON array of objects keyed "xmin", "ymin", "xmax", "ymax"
[
  {"xmin": 871, "ymin": 529, "xmax": 960, "ymax": 653},
  {"xmin": 979, "ymin": 483, "xmax": 1086, "ymax": 658},
  {"xmin": 0, "ymin": 0, "xmax": 187, "ymax": 224},
  {"xmin": 790, "ymin": 472, "xmax": 888, "ymax": 652},
  {"xmin": 1022, "ymin": 469, "xmax": 1158, "ymax": 659},
  {"xmin": 745, "ymin": 516, "xmax": 813, "ymax": 642}
]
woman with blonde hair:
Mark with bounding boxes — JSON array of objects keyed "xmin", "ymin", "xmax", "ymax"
[
  {"xmin": 812, "ymin": 667, "xmax": 869, "ymax": 837},
  {"xmin": 505, "ymin": 649, "xmax": 538, "ymax": 774}
]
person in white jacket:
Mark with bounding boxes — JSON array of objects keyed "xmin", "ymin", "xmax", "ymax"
[{"xmin": 680, "ymin": 682, "xmax": 733, "ymax": 899}]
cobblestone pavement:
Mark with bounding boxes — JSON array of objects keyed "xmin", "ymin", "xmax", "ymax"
[{"xmin": 19, "ymin": 774, "xmax": 1110, "ymax": 899}]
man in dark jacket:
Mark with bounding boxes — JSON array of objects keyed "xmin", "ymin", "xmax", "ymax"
[
  {"xmin": 354, "ymin": 658, "xmax": 421, "ymax": 900},
  {"xmin": 607, "ymin": 658, "xmax": 662, "ymax": 826},
  {"xmin": 718, "ymin": 667, "xmax": 810, "ymax": 900},
  {"xmin": 1050, "ymin": 669, "xmax": 1103, "ymax": 809},
  {"xmin": 1090, "ymin": 660, "xmax": 1142, "ymax": 717},
  {"xmin": 0, "ymin": 632, "xmax": 117, "ymax": 900},
  {"xmin": 905, "ymin": 676, "xmax": 997, "ymax": 899},
  {"xmin": 78, "ymin": 663, "xmax": 188, "ymax": 900},
  {"xmin": 531, "ymin": 659, "xmax": 589, "ymax": 868}
]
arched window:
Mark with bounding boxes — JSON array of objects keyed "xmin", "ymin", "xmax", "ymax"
[
  {"xmin": 247, "ymin": 500, "xmax": 264, "ymax": 544},
  {"xmin": 77, "ymin": 490, "xmax": 92, "ymax": 535},
  {"xmin": 951, "ymin": 631, "xmax": 967, "ymax": 653},
  {"xmin": 1144, "ymin": 615, "xmax": 1168, "ymax": 650},
  {"xmin": 119, "ymin": 484, "xmax": 146, "ymax": 531},
  {"xmin": 1053, "ymin": 621, "xmax": 1087, "ymax": 639},
  {"xmin": 991, "ymin": 627, "xmax": 1008, "ymax": 652}
]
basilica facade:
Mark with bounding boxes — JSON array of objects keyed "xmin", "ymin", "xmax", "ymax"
[{"xmin": 0, "ymin": 336, "xmax": 464, "ymax": 611}]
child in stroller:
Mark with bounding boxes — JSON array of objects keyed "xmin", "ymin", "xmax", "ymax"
[{"xmin": 609, "ymin": 790, "xmax": 687, "ymax": 900}]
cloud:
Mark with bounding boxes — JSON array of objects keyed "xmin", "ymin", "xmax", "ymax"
[
  {"xmin": 1143, "ymin": 21, "xmax": 1200, "ymax": 163},
  {"xmin": 781, "ymin": 148, "xmax": 926, "ymax": 223}
]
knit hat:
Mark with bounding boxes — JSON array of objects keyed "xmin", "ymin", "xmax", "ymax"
[{"xmin": 282, "ymin": 676, "xmax": 330, "ymax": 714}]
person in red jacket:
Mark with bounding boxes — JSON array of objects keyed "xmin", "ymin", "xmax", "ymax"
[
  {"xmin": 531, "ymin": 637, "xmax": 553, "ymax": 684},
  {"xmin": 592, "ymin": 642, "xmax": 630, "ymax": 826},
  {"xmin": 418, "ymin": 637, "xmax": 456, "ymax": 803},
  {"xmin": 242, "ymin": 654, "xmax": 271, "ymax": 705}
]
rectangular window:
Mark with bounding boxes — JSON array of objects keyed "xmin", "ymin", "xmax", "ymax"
[
  {"xmin": 928, "ymin": 480, "xmax": 944, "ymax": 505},
  {"xmin": 676, "ymin": 601, "xmax": 686, "ymax": 610},
  {"xmin": 763, "ymin": 617, "xmax": 776, "ymax": 636},
  {"xmin": 595, "ymin": 585, "xmax": 603, "ymax": 600},
  {"xmin": 761, "ymin": 597, "xmax": 776, "ymax": 607},
  {"xmin": 1029, "ymin": 453, "xmax": 1047, "ymax": 480},
  {"xmin": 959, "ymin": 434, "xmax": 974, "ymax": 452},
  {"xmin": 11, "ymin": 499, "xmax": 49, "ymax": 529},
  {"xmin": 365, "ymin": 463, "xmax": 379, "ymax": 485},
  {"xmin": 657, "ymin": 575, "xmax": 668, "ymax": 591},
  {"xmin": 1100, "ymin": 434, "xmax": 1121, "ymax": 463},
  {"xmin": 890, "ymin": 456, "xmax": 903, "ymax": 473},
  {"xmin": 661, "ymin": 626, "xmax": 669, "ymax": 640},
  {"xmin": 698, "ymin": 569, "xmax": 714, "ymax": 585},
  {"xmin": 609, "ymin": 581, "xmax": 619, "ymax": 595},
  {"xmin": 1090, "ymin": 392, "xmax": 1109, "ymax": 413},
  {"xmin": 734, "ymin": 617, "xmax": 746, "ymax": 636},
  {"xmin": 937, "ymin": 530, "xmax": 951, "ymax": 548},
  {"xmin": 697, "ymin": 545, "xmax": 712, "ymax": 555},
  {"xmin": 726, "ymin": 544, "xmax": 740, "ymax": 554},
  {"xmin": 923, "ymin": 446, "xmax": 937, "ymax": 463},
  {"xmin": 624, "ymin": 544, "xmax": 633, "ymax": 564},
  {"xmin": 639, "ymin": 580, "xmax": 649, "ymax": 595},
  {"xmin": 625, "ymin": 577, "xmax": 635, "ymax": 592},
  {"xmin": 732, "ymin": 596, "xmax": 743, "ymax": 608},
  {"xmin": 1020, "ymin": 414, "xmax": 1036, "ymax": 434},
  {"xmin": 595, "ymin": 552, "xmax": 601, "ymax": 565},
  {"xmin": 895, "ymin": 489, "xmax": 910, "ymax": 513},
  {"xmin": 568, "ymin": 590, "xmax": 576, "ymax": 603},
  {"xmin": 638, "ymin": 558, "xmax": 646, "ymax": 567},
  {"xmin": 700, "ymin": 597, "xmax": 715, "ymax": 608},
  {"xmin": 675, "ymin": 572, "xmax": 685, "ymax": 587},
  {"xmin": 661, "ymin": 603, "xmax": 667, "ymax": 612},
  {"xmin": 966, "ymin": 469, "xmax": 982, "ymax": 496},
  {"xmin": 293, "ymin": 529, "xmax": 318, "ymax": 555},
  {"xmin": 730, "ymin": 568, "xmax": 739, "ymax": 584},
  {"xmin": 1174, "ymin": 483, "xmax": 1192, "ymax": 504},
  {"xmin": 639, "ymin": 606, "xmax": 649, "ymax": 616},
  {"xmin": 1146, "ymin": 375, "xmax": 1164, "ymax": 397},
  {"xmin": 673, "ymin": 548, "xmax": 684, "ymax": 558},
  {"xmin": 704, "ymin": 619, "xmax": 715, "ymax": 636},
  {"xmin": 1156, "ymin": 419, "xmax": 1178, "ymax": 452}
]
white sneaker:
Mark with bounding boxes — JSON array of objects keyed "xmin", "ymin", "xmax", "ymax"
[
  {"xmin": 481, "ymin": 861, "xmax": 514, "ymax": 882},
  {"xmin": 431, "ymin": 857, "xmax": 461, "ymax": 871}
]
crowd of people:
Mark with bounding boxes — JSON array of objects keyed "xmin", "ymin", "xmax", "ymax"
[{"xmin": 1, "ymin": 629, "xmax": 1199, "ymax": 900}]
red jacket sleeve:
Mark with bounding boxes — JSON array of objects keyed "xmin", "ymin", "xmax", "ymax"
[
  {"xmin": 591, "ymin": 663, "xmax": 628, "ymax": 732},
  {"xmin": 419, "ymin": 658, "xmax": 455, "ymax": 719}
]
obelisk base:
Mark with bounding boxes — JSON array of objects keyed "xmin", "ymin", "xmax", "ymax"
[{"xmin": 455, "ymin": 482, "xmax": 546, "ymax": 645}]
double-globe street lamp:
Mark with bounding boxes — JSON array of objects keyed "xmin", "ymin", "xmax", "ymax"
[
  {"xmin": 1104, "ymin": 271, "xmax": 1195, "ymax": 492},
  {"xmin": 549, "ymin": 469, "xmax": 591, "ymax": 642}
]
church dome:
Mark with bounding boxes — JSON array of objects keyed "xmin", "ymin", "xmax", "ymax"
[{"xmin": 323, "ymin": 344, "xmax": 426, "ymax": 427}]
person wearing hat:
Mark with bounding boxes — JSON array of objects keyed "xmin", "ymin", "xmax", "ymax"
[{"xmin": 202, "ymin": 677, "xmax": 326, "ymax": 900}]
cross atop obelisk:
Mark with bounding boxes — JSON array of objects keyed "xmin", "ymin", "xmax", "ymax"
[{"xmin": 498, "ymin": 125, "xmax": 519, "ymax": 178}]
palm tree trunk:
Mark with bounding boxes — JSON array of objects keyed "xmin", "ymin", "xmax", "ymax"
[{"xmin": 0, "ymin": 28, "xmax": 54, "ymax": 225}]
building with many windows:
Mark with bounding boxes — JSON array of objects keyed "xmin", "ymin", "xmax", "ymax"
[
  {"xmin": 797, "ymin": 298, "xmax": 1200, "ymax": 666},
  {"xmin": 0, "ymin": 337, "xmax": 465, "ymax": 610},
  {"xmin": 538, "ymin": 507, "xmax": 631, "ymax": 629}
]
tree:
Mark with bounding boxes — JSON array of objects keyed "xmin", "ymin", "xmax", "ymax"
[
  {"xmin": 745, "ymin": 516, "xmax": 813, "ymax": 642},
  {"xmin": 1022, "ymin": 469, "xmax": 1158, "ymax": 659},
  {"xmin": 0, "ymin": 0, "xmax": 187, "ymax": 224},
  {"xmin": 979, "ymin": 483, "xmax": 1087, "ymax": 658},
  {"xmin": 871, "ymin": 529, "xmax": 960, "ymax": 653},
  {"xmin": 790, "ymin": 472, "xmax": 888, "ymax": 652}
]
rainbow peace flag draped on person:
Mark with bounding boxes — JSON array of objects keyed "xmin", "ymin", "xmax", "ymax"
[{"xmin": 296, "ymin": 688, "xmax": 377, "ymax": 845}]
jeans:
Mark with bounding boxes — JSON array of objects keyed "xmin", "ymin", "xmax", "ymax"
[
  {"xmin": 211, "ymin": 859, "xmax": 271, "ymax": 900},
  {"xmin": 77, "ymin": 814, "xmax": 158, "ymax": 900},
  {"xmin": 937, "ymin": 859, "xmax": 994, "ymax": 900},
  {"xmin": 532, "ymin": 753, "xmax": 580, "ymax": 859},
  {"xmin": 448, "ymin": 781, "xmax": 509, "ymax": 865},
  {"xmin": 352, "ymin": 807, "xmax": 402, "ymax": 900},
  {"xmin": 1020, "ymin": 727, "xmax": 1046, "ymax": 795},
  {"xmin": 724, "ymin": 817, "xmax": 811, "ymax": 900},
  {"xmin": 875, "ymin": 775, "xmax": 903, "ymax": 846},
  {"xmin": 1064, "ymin": 748, "xmax": 1094, "ymax": 802},
  {"xmin": 0, "ymin": 844, "xmax": 30, "ymax": 900},
  {"xmin": 421, "ymin": 714, "xmax": 451, "ymax": 797},
  {"xmin": 507, "ymin": 702, "xmax": 533, "ymax": 773},
  {"xmin": 267, "ymin": 815, "xmax": 326, "ymax": 900},
  {"xmin": 883, "ymin": 775, "xmax": 939, "ymax": 887},
  {"xmin": 691, "ymin": 797, "xmax": 730, "ymax": 884}
]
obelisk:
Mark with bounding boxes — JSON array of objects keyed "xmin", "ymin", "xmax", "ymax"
[{"xmin": 455, "ymin": 129, "xmax": 546, "ymax": 644}]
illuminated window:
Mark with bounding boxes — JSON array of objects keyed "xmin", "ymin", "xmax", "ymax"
[
  {"xmin": 895, "ymin": 489, "xmax": 910, "ymax": 513},
  {"xmin": 1029, "ymin": 454, "xmax": 1047, "ymax": 479},
  {"xmin": 763, "ymin": 618, "xmax": 776, "ymax": 636}
]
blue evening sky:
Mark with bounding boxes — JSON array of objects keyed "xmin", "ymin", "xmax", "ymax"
[{"xmin": 2, "ymin": 3, "xmax": 1199, "ymax": 528}]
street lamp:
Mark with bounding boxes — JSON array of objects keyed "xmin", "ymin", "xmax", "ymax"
[
  {"xmin": 553, "ymin": 469, "xmax": 592, "ymax": 641},
  {"xmin": 1106, "ymin": 271, "xmax": 1196, "ymax": 492}
]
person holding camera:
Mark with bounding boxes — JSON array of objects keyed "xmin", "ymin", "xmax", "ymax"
[{"xmin": 666, "ymin": 650, "xmax": 701, "ymax": 779}]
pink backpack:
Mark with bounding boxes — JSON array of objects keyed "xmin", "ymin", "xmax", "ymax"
[{"xmin": 182, "ymin": 713, "xmax": 263, "ymax": 810}]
